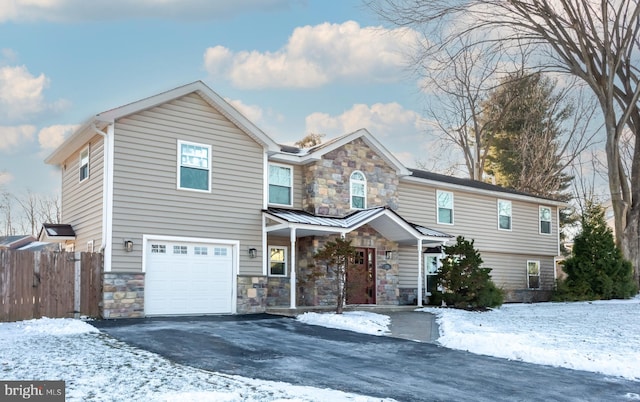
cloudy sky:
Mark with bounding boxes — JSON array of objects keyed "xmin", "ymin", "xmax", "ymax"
[{"xmin": 0, "ymin": 0, "xmax": 443, "ymax": 200}]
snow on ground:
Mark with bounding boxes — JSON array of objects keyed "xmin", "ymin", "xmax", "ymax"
[
  {"xmin": 419, "ymin": 297, "xmax": 640, "ymax": 381},
  {"xmin": 296, "ymin": 311, "xmax": 390, "ymax": 336},
  {"xmin": 0, "ymin": 318, "xmax": 393, "ymax": 402}
]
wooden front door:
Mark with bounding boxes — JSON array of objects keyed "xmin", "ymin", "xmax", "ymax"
[{"xmin": 347, "ymin": 248, "xmax": 376, "ymax": 304}]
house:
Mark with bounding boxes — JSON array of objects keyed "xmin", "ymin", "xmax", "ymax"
[{"xmin": 44, "ymin": 81, "xmax": 565, "ymax": 318}]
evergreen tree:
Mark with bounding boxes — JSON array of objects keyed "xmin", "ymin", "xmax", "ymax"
[
  {"xmin": 483, "ymin": 72, "xmax": 573, "ymax": 199},
  {"xmin": 435, "ymin": 236, "xmax": 503, "ymax": 309},
  {"xmin": 557, "ymin": 202, "xmax": 637, "ymax": 300}
]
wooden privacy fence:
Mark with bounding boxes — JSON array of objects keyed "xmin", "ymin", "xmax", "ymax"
[{"xmin": 0, "ymin": 250, "xmax": 102, "ymax": 322}]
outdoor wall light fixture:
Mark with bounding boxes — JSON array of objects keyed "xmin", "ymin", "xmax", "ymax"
[
  {"xmin": 123, "ymin": 240, "xmax": 134, "ymax": 252},
  {"xmin": 385, "ymin": 250, "xmax": 396, "ymax": 260},
  {"xmin": 249, "ymin": 248, "xmax": 257, "ymax": 258}
]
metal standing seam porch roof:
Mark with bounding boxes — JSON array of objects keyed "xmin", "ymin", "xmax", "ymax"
[{"xmin": 263, "ymin": 206, "xmax": 453, "ymax": 246}]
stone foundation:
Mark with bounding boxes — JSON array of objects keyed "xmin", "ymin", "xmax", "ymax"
[
  {"xmin": 237, "ymin": 276, "xmax": 268, "ymax": 314},
  {"xmin": 267, "ymin": 277, "xmax": 290, "ymax": 307},
  {"xmin": 504, "ymin": 289, "xmax": 553, "ymax": 303},
  {"xmin": 398, "ymin": 288, "xmax": 418, "ymax": 305},
  {"xmin": 102, "ymin": 272, "xmax": 145, "ymax": 318}
]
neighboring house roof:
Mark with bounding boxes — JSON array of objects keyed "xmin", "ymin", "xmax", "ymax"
[
  {"xmin": 45, "ymin": 81, "xmax": 281, "ymax": 165},
  {"xmin": 271, "ymin": 129, "xmax": 412, "ymax": 176},
  {"xmin": 264, "ymin": 206, "xmax": 452, "ymax": 245},
  {"xmin": 18, "ymin": 241, "xmax": 59, "ymax": 251},
  {"xmin": 406, "ymin": 168, "xmax": 567, "ymax": 206},
  {"xmin": 0, "ymin": 235, "xmax": 36, "ymax": 249},
  {"xmin": 38, "ymin": 224, "xmax": 76, "ymax": 242}
]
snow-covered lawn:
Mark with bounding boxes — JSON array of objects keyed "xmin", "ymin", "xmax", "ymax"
[
  {"xmin": 300, "ymin": 298, "xmax": 640, "ymax": 381},
  {"xmin": 0, "ymin": 318, "xmax": 392, "ymax": 401}
]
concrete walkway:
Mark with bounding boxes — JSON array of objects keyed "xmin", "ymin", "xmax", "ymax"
[{"xmin": 387, "ymin": 311, "xmax": 439, "ymax": 343}]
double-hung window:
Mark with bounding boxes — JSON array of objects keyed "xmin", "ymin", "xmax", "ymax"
[
  {"xmin": 527, "ymin": 260, "xmax": 541, "ymax": 289},
  {"xmin": 269, "ymin": 164, "xmax": 292, "ymax": 206},
  {"xmin": 79, "ymin": 147, "xmax": 89, "ymax": 182},
  {"xmin": 498, "ymin": 200, "xmax": 512, "ymax": 230},
  {"xmin": 350, "ymin": 171, "xmax": 366, "ymax": 209},
  {"xmin": 178, "ymin": 140, "xmax": 211, "ymax": 192},
  {"xmin": 437, "ymin": 190, "xmax": 454, "ymax": 224},
  {"xmin": 539, "ymin": 206, "xmax": 552, "ymax": 234},
  {"xmin": 269, "ymin": 246, "xmax": 287, "ymax": 276}
]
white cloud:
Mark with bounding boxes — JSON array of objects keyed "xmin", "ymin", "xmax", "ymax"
[
  {"xmin": 0, "ymin": 65, "xmax": 48, "ymax": 120},
  {"xmin": 305, "ymin": 102, "xmax": 425, "ymax": 138},
  {"xmin": 224, "ymin": 98, "xmax": 264, "ymax": 124},
  {"xmin": 0, "ymin": 125, "xmax": 36, "ymax": 151},
  {"xmin": 204, "ymin": 21, "xmax": 419, "ymax": 89},
  {"xmin": 0, "ymin": 171, "xmax": 14, "ymax": 186},
  {"xmin": 0, "ymin": 0, "xmax": 294, "ymax": 22},
  {"xmin": 38, "ymin": 124, "xmax": 78, "ymax": 150}
]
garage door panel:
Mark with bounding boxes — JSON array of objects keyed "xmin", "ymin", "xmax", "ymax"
[{"xmin": 145, "ymin": 241, "xmax": 234, "ymax": 315}]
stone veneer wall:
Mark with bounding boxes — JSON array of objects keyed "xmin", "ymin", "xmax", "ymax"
[
  {"xmin": 237, "ymin": 276, "xmax": 268, "ymax": 314},
  {"xmin": 295, "ymin": 227, "xmax": 401, "ymax": 307},
  {"xmin": 266, "ymin": 277, "xmax": 290, "ymax": 307},
  {"xmin": 302, "ymin": 137, "xmax": 399, "ymax": 216},
  {"xmin": 102, "ymin": 272, "xmax": 144, "ymax": 318}
]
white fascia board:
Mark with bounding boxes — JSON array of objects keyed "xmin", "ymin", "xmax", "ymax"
[
  {"xmin": 45, "ymin": 119, "xmax": 109, "ymax": 165},
  {"xmin": 402, "ymin": 175, "xmax": 568, "ymax": 207}
]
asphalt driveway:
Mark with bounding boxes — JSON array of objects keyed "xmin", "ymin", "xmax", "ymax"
[{"xmin": 93, "ymin": 314, "xmax": 639, "ymax": 402}]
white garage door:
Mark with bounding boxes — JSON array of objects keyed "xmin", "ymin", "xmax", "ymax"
[{"xmin": 145, "ymin": 240, "xmax": 234, "ymax": 315}]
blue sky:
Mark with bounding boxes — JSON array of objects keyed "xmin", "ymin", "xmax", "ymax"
[{"xmin": 0, "ymin": 0, "xmax": 437, "ymax": 200}]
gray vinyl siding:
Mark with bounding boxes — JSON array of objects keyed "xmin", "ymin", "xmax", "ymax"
[
  {"xmin": 61, "ymin": 135, "xmax": 104, "ymax": 251},
  {"xmin": 398, "ymin": 181, "xmax": 559, "ymax": 256},
  {"xmin": 110, "ymin": 93, "xmax": 264, "ymax": 274}
]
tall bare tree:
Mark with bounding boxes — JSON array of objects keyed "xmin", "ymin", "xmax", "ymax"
[{"xmin": 369, "ymin": 0, "xmax": 640, "ymax": 284}]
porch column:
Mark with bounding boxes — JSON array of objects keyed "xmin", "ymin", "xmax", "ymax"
[
  {"xmin": 289, "ymin": 228, "xmax": 297, "ymax": 309},
  {"xmin": 417, "ymin": 239, "xmax": 423, "ymax": 307}
]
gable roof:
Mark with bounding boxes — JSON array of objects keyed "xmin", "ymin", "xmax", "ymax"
[
  {"xmin": 264, "ymin": 206, "xmax": 452, "ymax": 245},
  {"xmin": 270, "ymin": 129, "xmax": 411, "ymax": 176},
  {"xmin": 38, "ymin": 224, "xmax": 76, "ymax": 242},
  {"xmin": 45, "ymin": 81, "xmax": 281, "ymax": 165},
  {"xmin": 406, "ymin": 168, "xmax": 567, "ymax": 206}
]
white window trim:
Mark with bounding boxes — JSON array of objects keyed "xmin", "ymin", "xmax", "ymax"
[
  {"xmin": 436, "ymin": 190, "xmax": 454, "ymax": 225},
  {"xmin": 498, "ymin": 199, "xmax": 512, "ymax": 231},
  {"xmin": 350, "ymin": 170, "xmax": 367, "ymax": 210},
  {"xmin": 527, "ymin": 260, "xmax": 541, "ymax": 289},
  {"xmin": 268, "ymin": 245, "xmax": 288, "ymax": 277},
  {"xmin": 268, "ymin": 162, "xmax": 293, "ymax": 207},
  {"xmin": 539, "ymin": 206, "xmax": 552, "ymax": 235},
  {"xmin": 79, "ymin": 146, "xmax": 90, "ymax": 183},
  {"xmin": 177, "ymin": 140, "xmax": 212, "ymax": 193}
]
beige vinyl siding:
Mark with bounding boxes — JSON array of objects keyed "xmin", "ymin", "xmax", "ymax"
[
  {"xmin": 61, "ymin": 135, "xmax": 105, "ymax": 251},
  {"xmin": 398, "ymin": 181, "xmax": 559, "ymax": 256},
  {"xmin": 292, "ymin": 165, "xmax": 303, "ymax": 209},
  {"xmin": 110, "ymin": 93, "xmax": 264, "ymax": 274},
  {"xmin": 482, "ymin": 252, "xmax": 555, "ymax": 291},
  {"xmin": 398, "ymin": 245, "xmax": 422, "ymax": 288}
]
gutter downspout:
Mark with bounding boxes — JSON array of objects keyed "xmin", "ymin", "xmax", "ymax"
[{"xmin": 92, "ymin": 123, "xmax": 114, "ymax": 272}]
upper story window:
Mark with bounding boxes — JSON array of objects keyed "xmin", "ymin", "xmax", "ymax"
[
  {"xmin": 269, "ymin": 246, "xmax": 287, "ymax": 276},
  {"xmin": 437, "ymin": 190, "xmax": 454, "ymax": 224},
  {"xmin": 350, "ymin": 171, "xmax": 366, "ymax": 209},
  {"xmin": 79, "ymin": 147, "xmax": 89, "ymax": 182},
  {"xmin": 540, "ymin": 206, "xmax": 552, "ymax": 234},
  {"xmin": 178, "ymin": 140, "xmax": 211, "ymax": 192},
  {"xmin": 498, "ymin": 200, "xmax": 512, "ymax": 230},
  {"xmin": 269, "ymin": 164, "xmax": 292, "ymax": 206}
]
